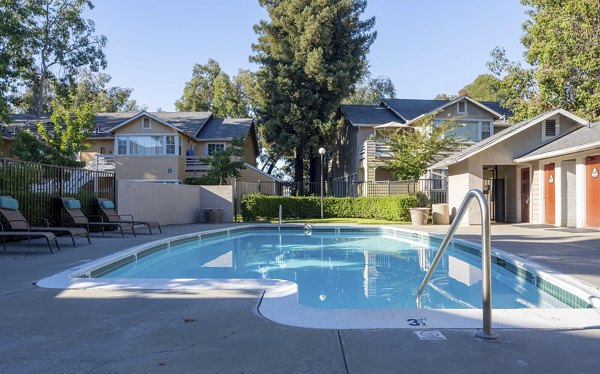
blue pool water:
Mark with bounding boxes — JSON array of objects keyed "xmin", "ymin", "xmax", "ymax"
[{"xmin": 100, "ymin": 231, "xmax": 571, "ymax": 309}]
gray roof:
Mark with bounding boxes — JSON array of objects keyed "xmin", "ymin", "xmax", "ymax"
[
  {"xmin": 381, "ymin": 98, "xmax": 512, "ymax": 121},
  {"xmin": 381, "ymin": 99, "xmax": 451, "ymax": 121},
  {"xmin": 2, "ymin": 111, "xmax": 244, "ymax": 141},
  {"xmin": 517, "ymin": 121, "xmax": 600, "ymax": 160},
  {"xmin": 430, "ymin": 108, "xmax": 587, "ymax": 168},
  {"xmin": 479, "ymin": 101, "xmax": 513, "ymax": 118},
  {"xmin": 339, "ymin": 105, "xmax": 403, "ymax": 126},
  {"xmin": 145, "ymin": 112, "xmax": 212, "ymax": 138},
  {"xmin": 196, "ymin": 117, "xmax": 254, "ymax": 140}
]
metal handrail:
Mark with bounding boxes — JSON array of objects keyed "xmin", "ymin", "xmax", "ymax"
[{"xmin": 415, "ymin": 189, "xmax": 498, "ymax": 340}]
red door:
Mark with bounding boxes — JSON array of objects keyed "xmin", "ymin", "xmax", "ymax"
[
  {"xmin": 521, "ymin": 168, "xmax": 530, "ymax": 222},
  {"xmin": 544, "ymin": 163, "xmax": 555, "ymax": 224},
  {"xmin": 586, "ymin": 156, "xmax": 600, "ymax": 227}
]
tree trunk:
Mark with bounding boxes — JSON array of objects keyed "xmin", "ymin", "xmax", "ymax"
[
  {"xmin": 267, "ymin": 161, "xmax": 276, "ymax": 175},
  {"xmin": 294, "ymin": 146, "xmax": 304, "ymax": 195},
  {"xmin": 309, "ymin": 153, "xmax": 317, "ymax": 195}
]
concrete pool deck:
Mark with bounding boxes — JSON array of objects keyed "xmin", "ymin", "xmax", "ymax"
[{"xmin": 1, "ymin": 222, "xmax": 600, "ymax": 373}]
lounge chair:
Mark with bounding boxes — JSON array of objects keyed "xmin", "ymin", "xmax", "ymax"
[
  {"xmin": 0, "ymin": 196, "xmax": 91, "ymax": 247},
  {"xmin": 96, "ymin": 198, "xmax": 162, "ymax": 235},
  {"xmin": 60, "ymin": 197, "xmax": 125, "ymax": 237},
  {"xmin": 0, "ymin": 222, "xmax": 61, "ymax": 253}
]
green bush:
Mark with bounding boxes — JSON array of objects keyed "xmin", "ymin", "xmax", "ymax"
[{"xmin": 240, "ymin": 194, "xmax": 419, "ymax": 222}]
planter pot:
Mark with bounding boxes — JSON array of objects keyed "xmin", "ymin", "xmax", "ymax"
[
  {"xmin": 432, "ymin": 203, "xmax": 450, "ymax": 224},
  {"xmin": 409, "ymin": 208, "xmax": 430, "ymax": 225},
  {"xmin": 204, "ymin": 208, "xmax": 223, "ymax": 224}
]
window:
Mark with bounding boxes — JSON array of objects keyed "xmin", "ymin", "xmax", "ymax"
[
  {"xmin": 545, "ymin": 119, "xmax": 557, "ymax": 138},
  {"xmin": 166, "ymin": 136, "xmax": 176, "ymax": 155},
  {"xmin": 457, "ymin": 101, "xmax": 467, "ymax": 114},
  {"xmin": 116, "ymin": 135, "xmax": 181, "ymax": 155},
  {"xmin": 207, "ymin": 143, "xmax": 225, "ymax": 155},
  {"xmin": 452, "ymin": 122, "xmax": 479, "ymax": 142},
  {"xmin": 142, "ymin": 117, "xmax": 151, "ymax": 129},
  {"xmin": 481, "ymin": 122, "xmax": 492, "ymax": 140},
  {"xmin": 117, "ymin": 138, "xmax": 127, "ymax": 155}
]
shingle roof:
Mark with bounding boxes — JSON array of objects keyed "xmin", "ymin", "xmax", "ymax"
[
  {"xmin": 516, "ymin": 121, "xmax": 600, "ymax": 161},
  {"xmin": 430, "ymin": 108, "xmax": 588, "ymax": 168},
  {"xmin": 339, "ymin": 104, "xmax": 403, "ymax": 126},
  {"xmin": 381, "ymin": 98, "xmax": 513, "ymax": 122},
  {"xmin": 2, "ymin": 111, "xmax": 247, "ymax": 141},
  {"xmin": 196, "ymin": 117, "xmax": 254, "ymax": 140},
  {"xmin": 147, "ymin": 112, "xmax": 212, "ymax": 138},
  {"xmin": 479, "ymin": 101, "xmax": 513, "ymax": 118},
  {"xmin": 381, "ymin": 99, "xmax": 451, "ymax": 121}
]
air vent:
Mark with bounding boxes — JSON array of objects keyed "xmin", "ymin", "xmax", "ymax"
[{"xmin": 545, "ymin": 119, "xmax": 557, "ymax": 137}]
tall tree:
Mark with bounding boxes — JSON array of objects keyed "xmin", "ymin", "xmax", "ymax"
[
  {"xmin": 15, "ymin": 69, "xmax": 139, "ymax": 114},
  {"xmin": 461, "ymin": 74, "xmax": 500, "ymax": 102},
  {"xmin": 54, "ymin": 69, "xmax": 139, "ymax": 112},
  {"xmin": 489, "ymin": 0, "xmax": 600, "ymax": 121},
  {"xmin": 252, "ymin": 0, "xmax": 376, "ymax": 185},
  {"xmin": 175, "ymin": 59, "xmax": 248, "ymax": 117},
  {"xmin": 433, "ymin": 74, "xmax": 500, "ymax": 102},
  {"xmin": 0, "ymin": 0, "xmax": 31, "ymax": 121},
  {"xmin": 23, "ymin": 0, "xmax": 107, "ymax": 119},
  {"xmin": 343, "ymin": 75, "xmax": 396, "ymax": 104}
]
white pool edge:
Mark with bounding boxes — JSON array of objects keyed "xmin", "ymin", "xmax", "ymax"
[{"xmin": 36, "ymin": 224, "xmax": 600, "ymax": 330}]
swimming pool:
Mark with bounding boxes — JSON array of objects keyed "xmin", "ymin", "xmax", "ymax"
[{"xmin": 38, "ymin": 225, "xmax": 600, "ymax": 329}]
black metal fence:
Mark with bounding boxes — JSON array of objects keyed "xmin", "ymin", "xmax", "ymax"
[
  {"xmin": 233, "ymin": 178, "xmax": 447, "ymax": 219},
  {"xmin": 0, "ymin": 158, "xmax": 116, "ymax": 226}
]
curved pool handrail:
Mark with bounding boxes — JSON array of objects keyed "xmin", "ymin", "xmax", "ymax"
[{"xmin": 415, "ymin": 189, "xmax": 498, "ymax": 340}]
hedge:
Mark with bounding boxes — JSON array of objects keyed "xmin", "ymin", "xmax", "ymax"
[{"xmin": 240, "ymin": 194, "xmax": 419, "ymax": 222}]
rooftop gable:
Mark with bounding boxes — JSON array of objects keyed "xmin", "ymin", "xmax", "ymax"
[
  {"xmin": 381, "ymin": 96, "xmax": 509, "ymax": 126},
  {"xmin": 106, "ymin": 111, "xmax": 212, "ymax": 139},
  {"xmin": 431, "ymin": 108, "xmax": 589, "ymax": 168},
  {"xmin": 515, "ymin": 121, "xmax": 600, "ymax": 162}
]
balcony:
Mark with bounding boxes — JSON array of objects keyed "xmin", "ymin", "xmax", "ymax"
[
  {"xmin": 85, "ymin": 154, "xmax": 115, "ymax": 172},
  {"xmin": 359, "ymin": 140, "xmax": 393, "ymax": 160},
  {"xmin": 360, "ymin": 140, "xmax": 476, "ymax": 161},
  {"xmin": 185, "ymin": 157, "xmax": 211, "ymax": 172}
]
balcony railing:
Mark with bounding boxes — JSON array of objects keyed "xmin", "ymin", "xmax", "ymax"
[
  {"xmin": 186, "ymin": 157, "xmax": 210, "ymax": 172},
  {"xmin": 85, "ymin": 154, "xmax": 115, "ymax": 172},
  {"xmin": 360, "ymin": 140, "xmax": 476, "ymax": 161}
]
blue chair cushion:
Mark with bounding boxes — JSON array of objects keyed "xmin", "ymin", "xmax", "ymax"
[
  {"xmin": 0, "ymin": 196, "xmax": 19, "ymax": 210},
  {"xmin": 64, "ymin": 199, "xmax": 81, "ymax": 209},
  {"xmin": 99, "ymin": 200, "xmax": 115, "ymax": 209}
]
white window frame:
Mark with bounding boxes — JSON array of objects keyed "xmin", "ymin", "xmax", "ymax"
[
  {"xmin": 206, "ymin": 143, "xmax": 226, "ymax": 156},
  {"xmin": 542, "ymin": 117, "xmax": 560, "ymax": 142},
  {"xmin": 142, "ymin": 117, "xmax": 151, "ymax": 130},
  {"xmin": 114, "ymin": 134, "xmax": 181, "ymax": 156},
  {"xmin": 457, "ymin": 101, "xmax": 467, "ymax": 114}
]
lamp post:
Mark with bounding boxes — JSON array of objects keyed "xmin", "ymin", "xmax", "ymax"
[{"xmin": 319, "ymin": 147, "xmax": 326, "ymax": 219}]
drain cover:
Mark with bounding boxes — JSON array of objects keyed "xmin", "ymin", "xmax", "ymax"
[{"xmin": 414, "ymin": 331, "xmax": 447, "ymax": 340}]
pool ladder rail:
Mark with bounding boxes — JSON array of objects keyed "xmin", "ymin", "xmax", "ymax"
[{"xmin": 415, "ymin": 189, "xmax": 499, "ymax": 340}]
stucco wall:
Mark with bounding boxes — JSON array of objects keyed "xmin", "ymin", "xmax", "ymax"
[
  {"xmin": 448, "ymin": 159, "xmax": 484, "ymax": 225},
  {"xmin": 115, "ymin": 156, "xmax": 183, "ymax": 181},
  {"xmin": 81, "ymin": 139, "xmax": 114, "ymax": 162},
  {"xmin": 117, "ymin": 181, "xmax": 233, "ymax": 225},
  {"xmin": 116, "ymin": 117, "xmax": 177, "ymax": 135}
]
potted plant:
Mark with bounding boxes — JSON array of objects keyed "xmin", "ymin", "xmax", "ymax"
[{"xmin": 409, "ymin": 192, "xmax": 430, "ymax": 225}]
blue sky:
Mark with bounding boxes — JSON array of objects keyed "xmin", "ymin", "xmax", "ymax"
[{"xmin": 87, "ymin": 1, "xmax": 528, "ymax": 112}]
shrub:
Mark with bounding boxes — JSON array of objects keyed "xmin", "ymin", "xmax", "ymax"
[{"xmin": 240, "ymin": 194, "xmax": 419, "ymax": 222}]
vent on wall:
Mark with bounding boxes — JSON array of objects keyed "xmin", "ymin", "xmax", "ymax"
[{"xmin": 545, "ymin": 119, "xmax": 557, "ymax": 137}]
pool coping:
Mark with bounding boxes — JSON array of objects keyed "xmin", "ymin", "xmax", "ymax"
[{"xmin": 36, "ymin": 224, "xmax": 600, "ymax": 330}]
